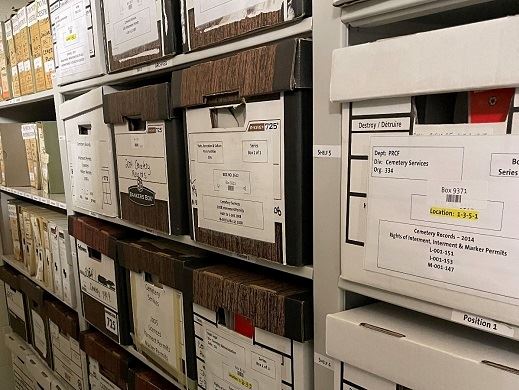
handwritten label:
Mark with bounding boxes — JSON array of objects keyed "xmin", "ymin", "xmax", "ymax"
[{"xmin": 314, "ymin": 352, "xmax": 334, "ymax": 371}]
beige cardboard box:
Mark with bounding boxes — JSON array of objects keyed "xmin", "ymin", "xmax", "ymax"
[
  {"xmin": 21, "ymin": 123, "xmax": 41, "ymax": 189},
  {"xmin": 5, "ymin": 332, "xmax": 37, "ymax": 389},
  {"xmin": 334, "ymin": 15, "xmax": 519, "ymax": 330},
  {"xmin": 50, "ymin": 0, "xmax": 106, "ymax": 85},
  {"xmin": 37, "ymin": 121, "xmax": 64, "ymax": 194},
  {"xmin": 8, "ymin": 199, "xmax": 23, "ymax": 261},
  {"xmin": 28, "ymin": 1, "xmax": 46, "ymax": 92},
  {"xmin": 327, "ymin": 303, "xmax": 519, "ymax": 390},
  {"xmin": 6, "ymin": 16, "xmax": 21, "ymax": 97},
  {"xmin": 37, "ymin": 0, "xmax": 54, "ymax": 89},
  {"xmin": 0, "ymin": 22, "xmax": 12, "ymax": 100},
  {"xmin": 61, "ymin": 87, "xmax": 118, "ymax": 217},
  {"xmin": 0, "ymin": 123, "xmax": 31, "ymax": 187},
  {"xmin": 16, "ymin": 7, "xmax": 36, "ymax": 95},
  {"xmin": 335, "ymin": 362, "xmax": 410, "ymax": 390}
]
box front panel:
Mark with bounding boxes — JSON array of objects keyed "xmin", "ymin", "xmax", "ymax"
[
  {"xmin": 131, "ymin": 271, "xmax": 186, "ymax": 383},
  {"xmin": 115, "ymin": 121, "xmax": 171, "ymax": 232},
  {"xmin": 187, "ymin": 99, "xmax": 286, "ymax": 263},
  {"xmin": 31, "ymin": 308, "xmax": 49, "ymax": 361}
]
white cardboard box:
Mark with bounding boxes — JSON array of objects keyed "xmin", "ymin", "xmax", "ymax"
[
  {"xmin": 334, "ymin": 362, "xmax": 406, "ymax": 390},
  {"xmin": 49, "ymin": 0, "xmax": 105, "ymax": 85},
  {"xmin": 61, "ymin": 87, "xmax": 118, "ymax": 217},
  {"xmin": 194, "ymin": 303, "xmax": 313, "ymax": 390},
  {"xmin": 5, "ymin": 332, "xmax": 37, "ymax": 389},
  {"xmin": 334, "ymin": 14, "xmax": 519, "ymax": 330},
  {"xmin": 327, "ymin": 303, "xmax": 519, "ymax": 390}
]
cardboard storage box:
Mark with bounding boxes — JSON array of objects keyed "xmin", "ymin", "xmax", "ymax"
[
  {"xmin": 5, "ymin": 332, "xmax": 37, "ymax": 389},
  {"xmin": 46, "ymin": 299, "xmax": 89, "ymax": 390},
  {"xmin": 327, "ymin": 303, "xmax": 519, "ymax": 389},
  {"xmin": 102, "ymin": 0, "xmax": 181, "ymax": 72},
  {"xmin": 21, "ymin": 123, "xmax": 41, "ymax": 190},
  {"xmin": 129, "ymin": 366, "xmax": 181, "ymax": 390},
  {"xmin": 19, "ymin": 275, "xmax": 53, "ymax": 368},
  {"xmin": 6, "ymin": 16, "xmax": 21, "ymax": 98},
  {"xmin": 17, "ymin": 6, "xmax": 36, "ymax": 96},
  {"xmin": 81, "ymin": 330, "xmax": 133, "ymax": 390},
  {"xmin": 0, "ymin": 123, "xmax": 31, "ymax": 187},
  {"xmin": 70, "ymin": 215, "xmax": 132, "ymax": 344},
  {"xmin": 186, "ymin": 262, "xmax": 313, "ymax": 390},
  {"xmin": 117, "ymin": 238, "xmax": 206, "ymax": 388},
  {"xmin": 27, "ymin": 1, "xmax": 46, "ymax": 92},
  {"xmin": 38, "ymin": 0, "xmax": 54, "ymax": 89},
  {"xmin": 50, "ymin": 0, "xmax": 105, "ymax": 85},
  {"xmin": 172, "ymin": 38, "xmax": 313, "ymax": 266},
  {"xmin": 181, "ymin": 0, "xmax": 311, "ymax": 51},
  {"xmin": 8, "ymin": 199, "xmax": 23, "ymax": 262},
  {"xmin": 61, "ymin": 87, "xmax": 119, "ymax": 217},
  {"xmin": 27, "ymin": 353, "xmax": 58, "ymax": 390},
  {"xmin": 104, "ymin": 83, "xmax": 188, "ymax": 234},
  {"xmin": 0, "ymin": 22, "xmax": 12, "ymax": 100},
  {"xmin": 0, "ymin": 266, "xmax": 31, "ymax": 342},
  {"xmin": 335, "ymin": 362, "xmax": 410, "ymax": 390},
  {"xmin": 333, "ymin": 14, "xmax": 519, "ymax": 331},
  {"xmin": 37, "ymin": 121, "xmax": 64, "ymax": 194}
]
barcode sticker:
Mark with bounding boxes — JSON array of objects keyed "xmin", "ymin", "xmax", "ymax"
[
  {"xmin": 446, "ymin": 194, "xmax": 462, "ymax": 203},
  {"xmin": 428, "ymin": 180, "xmax": 488, "ymax": 209}
]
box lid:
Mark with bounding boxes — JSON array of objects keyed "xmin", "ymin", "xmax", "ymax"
[
  {"xmin": 330, "ymin": 15, "xmax": 519, "ymax": 102},
  {"xmin": 171, "ymin": 38, "xmax": 312, "ymax": 108},
  {"xmin": 0, "ymin": 265, "xmax": 20, "ymax": 289},
  {"xmin": 188, "ymin": 263, "xmax": 313, "ymax": 342},
  {"xmin": 59, "ymin": 87, "xmax": 104, "ymax": 121},
  {"xmin": 19, "ymin": 274, "xmax": 45, "ymax": 305},
  {"xmin": 44, "ymin": 299, "xmax": 79, "ymax": 340},
  {"xmin": 326, "ymin": 303, "xmax": 519, "ymax": 390},
  {"xmin": 117, "ymin": 238, "xmax": 206, "ymax": 290},
  {"xmin": 81, "ymin": 330, "xmax": 132, "ymax": 383},
  {"xmin": 128, "ymin": 367, "xmax": 180, "ymax": 390},
  {"xmin": 103, "ymin": 83, "xmax": 172, "ymax": 124},
  {"xmin": 68, "ymin": 215, "xmax": 131, "ymax": 259}
]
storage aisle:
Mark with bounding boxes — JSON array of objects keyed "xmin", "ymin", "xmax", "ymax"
[{"xmin": 0, "ymin": 1, "xmax": 518, "ymax": 390}]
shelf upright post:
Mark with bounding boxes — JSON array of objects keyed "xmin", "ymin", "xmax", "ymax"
[{"xmin": 312, "ymin": 2, "xmax": 347, "ymax": 388}]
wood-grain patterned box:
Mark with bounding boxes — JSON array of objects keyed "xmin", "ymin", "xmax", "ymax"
[
  {"xmin": 185, "ymin": 263, "xmax": 313, "ymax": 390},
  {"xmin": 45, "ymin": 299, "xmax": 89, "ymax": 390},
  {"xmin": 181, "ymin": 0, "xmax": 311, "ymax": 51},
  {"xmin": 81, "ymin": 330, "xmax": 134, "ymax": 390},
  {"xmin": 172, "ymin": 38, "xmax": 313, "ymax": 266},
  {"xmin": 69, "ymin": 215, "xmax": 133, "ymax": 344},
  {"xmin": 104, "ymin": 83, "xmax": 188, "ymax": 234},
  {"xmin": 19, "ymin": 274, "xmax": 53, "ymax": 368},
  {"xmin": 129, "ymin": 366, "xmax": 181, "ymax": 390},
  {"xmin": 102, "ymin": 0, "xmax": 182, "ymax": 73},
  {"xmin": 0, "ymin": 265, "xmax": 32, "ymax": 343},
  {"xmin": 61, "ymin": 87, "xmax": 119, "ymax": 217},
  {"xmin": 117, "ymin": 238, "xmax": 207, "ymax": 389}
]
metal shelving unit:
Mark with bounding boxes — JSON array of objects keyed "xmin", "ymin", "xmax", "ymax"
[
  {"xmin": 0, "ymin": 186, "xmax": 66, "ymax": 209},
  {"xmin": 0, "ymin": 90, "xmax": 53, "ymax": 109}
]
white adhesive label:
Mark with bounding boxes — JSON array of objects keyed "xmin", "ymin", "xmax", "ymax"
[
  {"xmin": 6, "ymin": 285, "xmax": 25, "ymax": 320},
  {"xmin": 451, "ymin": 311, "xmax": 514, "ymax": 338},
  {"xmin": 313, "ymin": 145, "xmax": 341, "ymax": 159},
  {"xmin": 314, "ymin": 352, "xmax": 334, "ymax": 371},
  {"xmin": 32, "ymin": 309, "xmax": 47, "ymax": 357},
  {"xmin": 365, "ymin": 135, "xmax": 519, "ymax": 303},
  {"xmin": 194, "ymin": 0, "xmax": 267, "ymax": 27},
  {"xmin": 104, "ymin": 308, "xmax": 119, "ymax": 336}
]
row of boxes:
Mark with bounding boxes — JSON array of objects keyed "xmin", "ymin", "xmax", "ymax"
[
  {"xmin": 62, "ymin": 38, "xmax": 313, "ymax": 267},
  {"xmin": 51, "ymin": 0, "xmax": 311, "ymax": 85},
  {"xmin": 69, "ymin": 214, "xmax": 314, "ymax": 390},
  {"xmin": 0, "ymin": 121, "xmax": 63, "ymax": 194},
  {"xmin": 1, "ymin": 269, "xmax": 177, "ymax": 390},
  {"xmin": 0, "ymin": 0, "xmax": 54, "ymax": 100},
  {"xmin": 7, "ymin": 200, "xmax": 74, "ymax": 307}
]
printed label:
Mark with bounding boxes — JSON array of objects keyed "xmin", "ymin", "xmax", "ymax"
[
  {"xmin": 197, "ymin": 141, "xmax": 224, "ymax": 163},
  {"xmin": 21, "ymin": 123, "xmax": 37, "ymax": 139},
  {"xmin": 352, "ymin": 117, "xmax": 411, "ymax": 132},
  {"xmin": 214, "ymin": 170, "xmax": 251, "ymax": 194},
  {"xmin": 194, "ymin": 0, "xmax": 267, "ymax": 27},
  {"xmin": 366, "ymin": 135, "xmax": 519, "ymax": 303},
  {"xmin": 32, "ymin": 309, "xmax": 47, "ymax": 357},
  {"xmin": 202, "ymin": 196, "xmax": 264, "ymax": 230},
  {"xmin": 128, "ymin": 178, "xmax": 156, "ymax": 206},
  {"xmin": 451, "ymin": 310, "xmax": 514, "ymax": 337},
  {"xmin": 243, "ymin": 140, "xmax": 268, "ymax": 163},
  {"xmin": 105, "ymin": 308, "xmax": 119, "ymax": 336},
  {"xmin": 313, "ymin": 145, "xmax": 341, "ymax": 159}
]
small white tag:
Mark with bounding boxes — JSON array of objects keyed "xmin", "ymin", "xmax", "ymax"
[
  {"xmin": 21, "ymin": 123, "xmax": 37, "ymax": 139},
  {"xmin": 451, "ymin": 310, "xmax": 514, "ymax": 338},
  {"xmin": 104, "ymin": 308, "xmax": 119, "ymax": 336},
  {"xmin": 313, "ymin": 145, "xmax": 341, "ymax": 159},
  {"xmin": 314, "ymin": 352, "xmax": 334, "ymax": 371}
]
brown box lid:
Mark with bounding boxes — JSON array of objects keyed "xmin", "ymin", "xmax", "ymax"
[
  {"xmin": 129, "ymin": 367, "xmax": 181, "ymax": 390},
  {"xmin": 44, "ymin": 298, "xmax": 79, "ymax": 340},
  {"xmin": 171, "ymin": 38, "xmax": 312, "ymax": 108},
  {"xmin": 81, "ymin": 330, "xmax": 132, "ymax": 384},
  {"xmin": 0, "ymin": 265, "xmax": 20, "ymax": 289},
  {"xmin": 18, "ymin": 274, "xmax": 45, "ymax": 305},
  {"xmin": 68, "ymin": 215, "xmax": 131, "ymax": 259},
  {"xmin": 189, "ymin": 264, "xmax": 313, "ymax": 342},
  {"xmin": 103, "ymin": 83, "xmax": 173, "ymax": 124},
  {"xmin": 117, "ymin": 238, "xmax": 206, "ymax": 290}
]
